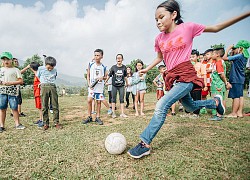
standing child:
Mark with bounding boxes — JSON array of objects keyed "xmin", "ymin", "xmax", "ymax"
[
  {"xmin": 13, "ymin": 58, "xmax": 26, "ymax": 117},
  {"xmin": 82, "ymin": 49, "xmax": 107, "ymax": 125},
  {"xmin": 37, "ymin": 56, "xmax": 62, "ymax": 130},
  {"xmin": 20, "ymin": 62, "xmax": 44, "ymax": 126},
  {"xmin": 106, "ymin": 54, "xmax": 128, "ymax": 118},
  {"xmin": 128, "ymin": 0, "xmax": 249, "ymax": 159},
  {"xmin": 153, "ymin": 65, "xmax": 165, "ymax": 100},
  {"xmin": 160, "ymin": 68, "xmax": 176, "ymax": 116},
  {"xmin": 125, "ymin": 66, "xmax": 135, "ymax": 109},
  {"xmin": 191, "ymin": 49, "xmax": 207, "ymax": 118},
  {"xmin": 106, "ymin": 75, "xmax": 113, "ymax": 111},
  {"xmin": 200, "ymin": 49, "xmax": 213, "ymax": 114},
  {"xmin": 0, "ymin": 52, "xmax": 25, "ymax": 132},
  {"xmin": 210, "ymin": 47, "xmax": 229, "ymax": 121},
  {"xmin": 223, "ymin": 40, "xmax": 250, "ymax": 118},
  {"xmin": 30, "ymin": 62, "xmax": 43, "ymax": 125},
  {"xmin": 132, "ymin": 59, "xmax": 147, "ymax": 116},
  {"xmin": 244, "ymin": 57, "xmax": 250, "ymax": 116}
]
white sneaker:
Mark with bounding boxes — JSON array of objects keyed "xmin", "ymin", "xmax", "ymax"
[
  {"xmin": 107, "ymin": 108, "xmax": 112, "ymax": 115},
  {"xmin": 190, "ymin": 114, "xmax": 199, "ymax": 119},
  {"xmin": 16, "ymin": 124, "xmax": 26, "ymax": 130},
  {"xmin": 112, "ymin": 113, "xmax": 117, "ymax": 118},
  {"xmin": 120, "ymin": 113, "xmax": 128, "ymax": 118},
  {"xmin": 50, "ymin": 109, "xmax": 53, "ymax": 114},
  {"xmin": 180, "ymin": 113, "xmax": 191, "ymax": 118}
]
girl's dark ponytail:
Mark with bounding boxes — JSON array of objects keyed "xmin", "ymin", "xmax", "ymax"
[{"xmin": 157, "ymin": 0, "xmax": 183, "ymax": 25}]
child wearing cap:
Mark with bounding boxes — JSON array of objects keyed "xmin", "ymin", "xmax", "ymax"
[
  {"xmin": 0, "ymin": 52, "xmax": 25, "ymax": 132},
  {"xmin": 223, "ymin": 40, "xmax": 250, "ymax": 118}
]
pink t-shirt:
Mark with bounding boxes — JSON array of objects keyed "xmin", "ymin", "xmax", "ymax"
[{"xmin": 155, "ymin": 22, "xmax": 205, "ymax": 71}]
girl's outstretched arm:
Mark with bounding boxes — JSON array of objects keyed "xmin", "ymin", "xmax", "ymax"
[
  {"xmin": 140, "ymin": 52, "xmax": 163, "ymax": 74},
  {"xmin": 204, "ymin": 11, "xmax": 250, "ymax": 33}
]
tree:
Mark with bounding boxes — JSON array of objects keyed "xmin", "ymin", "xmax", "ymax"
[
  {"xmin": 21, "ymin": 54, "xmax": 43, "ymax": 85},
  {"xmin": 126, "ymin": 59, "xmax": 138, "ymax": 72}
]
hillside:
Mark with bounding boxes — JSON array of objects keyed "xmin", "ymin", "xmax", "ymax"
[{"xmin": 56, "ymin": 73, "xmax": 86, "ymax": 87}]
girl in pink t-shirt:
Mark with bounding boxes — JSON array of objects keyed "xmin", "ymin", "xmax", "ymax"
[{"xmin": 128, "ymin": 0, "xmax": 250, "ymax": 159}]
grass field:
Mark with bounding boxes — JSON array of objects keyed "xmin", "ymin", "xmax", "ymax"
[{"xmin": 0, "ymin": 92, "xmax": 249, "ymax": 179}]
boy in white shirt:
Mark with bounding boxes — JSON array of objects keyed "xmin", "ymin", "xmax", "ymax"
[{"xmin": 82, "ymin": 49, "xmax": 108, "ymax": 125}]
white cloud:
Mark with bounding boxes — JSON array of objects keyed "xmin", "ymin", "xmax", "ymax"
[{"xmin": 0, "ymin": 0, "xmax": 249, "ymax": 78}]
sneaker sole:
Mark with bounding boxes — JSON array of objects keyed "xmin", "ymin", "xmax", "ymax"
[
  {"xmin": 215, "ymin": 95, "xmax": 225, "ymax": 115},
  {"xmin": 127, "ymin": 150, "xmax": 150, "ymax": 159}
]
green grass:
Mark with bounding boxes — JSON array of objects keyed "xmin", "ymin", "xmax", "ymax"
[{"xmin": 0, "ymin": 92, "xmax": 249, "ymax": 179}]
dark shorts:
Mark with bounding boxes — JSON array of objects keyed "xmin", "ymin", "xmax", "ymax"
[
  {"xmin": 17, "ymin": 90, "xmax": 22, "ymax": 105},
  {"xmin": 228, "ymin": 83, "xmax": 244, "ymax": 99}
]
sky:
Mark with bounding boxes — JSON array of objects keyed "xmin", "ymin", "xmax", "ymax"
[{"xmin": 0, "ymin": 0, "xmax": 249, "ymax": 78}]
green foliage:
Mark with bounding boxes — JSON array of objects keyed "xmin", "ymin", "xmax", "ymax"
[
  {"xmin": 126, "ymin": 59, "xmax": 138, "ymax": 72},
  {"xmin": 21, "ymin": 54, "xmax": 43, "ymax": 85},
  {"xmin": 146, "ymin": 67, "xmax": 159, "ymax": 92},
  {"xmin": 80, "ymin": 87, "xmax": 88, "ymax": 96}
]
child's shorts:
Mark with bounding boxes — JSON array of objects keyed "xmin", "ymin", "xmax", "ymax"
[
  {"xmin": 201, "ymin": 86, "xmax": 210, "ymax": 96},
  {"xmin": 228, "ymin": 83, "xmax": 244, "ymax": 99},
  {"xmin": 137, "ymin": 89, "xmax": 146, "ymax": 94},
  {"xmin": 0, "ymin": 94, "xmax": 18, "ymax": 110},
  {"xmin": 17, "ymin": 90, "xmax": 22, "ymax": 105},
  {"xmin": 35, "ymin": 96, "xmax": 42, "ymax": 109},
  {"xmin": 88, "ymin": 88, "xmax": 105, "ymax": 100}
]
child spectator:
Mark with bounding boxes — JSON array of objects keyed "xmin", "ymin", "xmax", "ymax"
[
  {"xmin": 82, "ymin": 49, "xmax": 107, "ymax": 125},
  {"xmin": 125, "ymin": 66, "xmax": 135, "ymax": 109},
  {"xmin": 192, "ymin": 49, "xmax": 207, "ymax": 117},
  {"xmin": 132, "ymin": 59, "xmax": 147, "ymax": 116},
  {"xmin": 106, "ymin": 75, "xmax": 114, "ymax": 112},
  {"xmin": 13, "ymin": 58, "xmax": 26, "ymax": 117},
  {"xmin": 245, "ymin": 58, "xmax": 250, "ymax": 116},
  {"xmin": 30, "ymin": 62, "xmax": 43, "ymax": 125},
  {"xmin": 200, "ymin": 49, "xmax": 213, "ymax": 114},
  {"xmin": 209, "ymin": 46, "xmax": 229, "ymax": 121},
  {"xmin": 0, "ymin": 52, "xmax": 25, "ymax": 132},
  {"xmin": 106, "ymin": 54, "xmax": 128, "ymax": 118},
  {"xmin": 223, "ymin": 40, "xmax": 250, "ymax": 118},
  {"xmin": 160, "ymin": 68, "xmax": 176, "ymax": 116},
  {"xmin": 37, "ymin": 56, "xmax": 62, "ymax": 130},
  {"xmin": 153, "ymin": 65, "xmax": 165, "ymax": 100}
]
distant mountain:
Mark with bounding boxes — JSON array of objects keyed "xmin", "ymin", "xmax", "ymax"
[
  {"xmin": 56, "ymin": 74, "xmax": 86, "ymax": 87},
  {"xmin": 17, "ymin": 59, "xmax": 85, "ymax": 87}
]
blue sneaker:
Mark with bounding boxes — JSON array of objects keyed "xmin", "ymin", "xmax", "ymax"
[
  {"xmin": 38, "ymin": 121, "xmax": 44, "ymax": 127},
  {"xmin": 214, "ymin": 95, "xmax": 225, "ymax": 116},
  {"xmin": 208, "ymin": 115, "xmax": 222, "ymax": 121},
  {"xmin": 34, "ymin": 119, "xmax": 42, "ymax": 124},
  {"xmin": 127, "ymin": 141, "xmax": 150, "ymax": 159},
  {"xmin": 107, "ymin": 108, "xmax": 112, "ymax": 115}
]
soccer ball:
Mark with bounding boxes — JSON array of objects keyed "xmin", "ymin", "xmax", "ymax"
[{"xmin": 105, "ymin": 133, "xmax": 127, "ymax": 155}]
